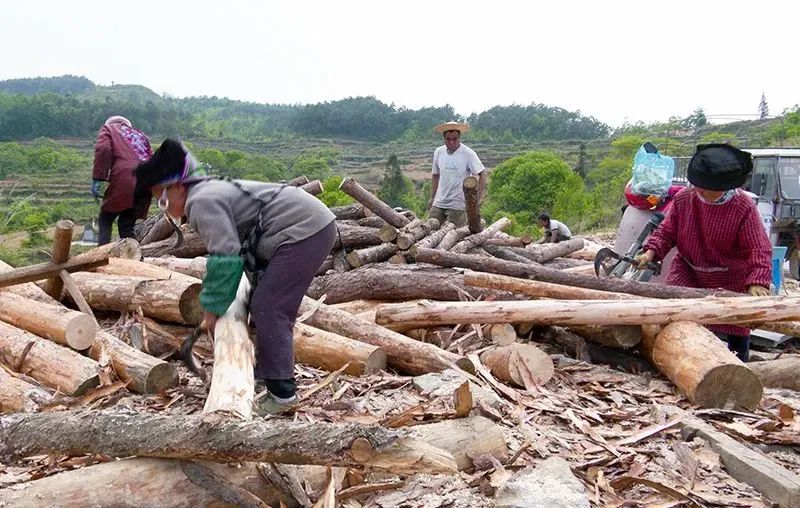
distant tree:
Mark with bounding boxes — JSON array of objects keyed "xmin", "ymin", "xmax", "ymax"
[
  {"xmin": 378, "ymin": 154, "xmax": 416, "ymax": 209},
  {"xmin": 759, "ymin": 93, "xmax": 770, "ymax": 119},
  {"xmin": 681, "ymin": 108, "xmax": 707, "ymax": 132},
  {"xmin": 575, "ymin": 143, "xmax": 587, "ymax": 179}
]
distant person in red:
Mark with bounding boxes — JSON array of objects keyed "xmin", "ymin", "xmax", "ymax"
[
  {"xmin": 635, "ymin": 144, "xmax": 772, "ymax": 361},
  {"xmin": 92, "ymin": 116, "xmax": 153, "ymax": 245}
]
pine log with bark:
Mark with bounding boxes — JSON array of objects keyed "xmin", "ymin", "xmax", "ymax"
[
  {"xmin": 0, "ymin": 410, "xmax": 457, "ymax": 474},
  {"xmin": 640, "ymin": 322, "xmax": 763, "ymax": 409},
  {"xmin": 0, "ymin": 292, "xmax": 96, "ymax": 350},
  {"xmin": 140, "ymin": 224, "xmax": 208, "ymax": 258},
  {"xmin": 436, "ymin": 226, "xmax": 471, "ymax": 251},
  {"xmin": 373, "ymin": 296, "xmax": 800, "ymax": 329},
  {"xmin": 338, "ymin": 178, "xmax": 410, "ymax": 228},
  {"xmin": 331, "ymin": 251, "xmax": 350, "ymax": 272},
  {"xmin": 298, "ymin": 297, "xmax": 473, "ymax": 375},
  {"xmin": 346, "ymin": 243, "xmax": 398, "ymax": 268},
  {"xmin": 746, "ymin": 358, "xmax": 800, "ymax": 391},
  {"xmin": 331, "ymin": 225, "xmax": 385, "ymax": 250},
  {"xmin": 483, "ymin": 244, "xmax": 536, "ymax": 265},
  {"xmin": 68, "ymin": 272, "xmax": 203, "ymax": 325},
  {"xmin": 396, "ymin": 218, "xmax": 441, "ymax": 250},
  {"xmin": 450, "ymin": 218, "xmax": 511, "ymax": 254},
  {"xmin": 523, "ymin": 238, "xmax": 585, "ymax": 263},
  {"xmin": 462, "ymin": 175, "xmax": 482, "ymax": 234},
  {"xmin": 0, "ymin": 321, "xmax": 100, "ymax": 396},
  {"xmin": 134, "ymin": 213, "xmax": 174, "ymax": 245},
  {"xmin": 357, "ymin": 216, "xmax": 389, "ymax": 228},
  {"xmin": 539, "ymin": 326, "xmax": 655, "ymax": 373},
  {"xmin": 306, "ymin": 264, "xmax": 520, "ymax": 304},
  {"xmin": 143, "ymin": 256, "xmax": 207, "ymax": 279},
  {"xmin": 288, "ymin": 175, "xmax": 310, "ymax": 186},
  {"xmin": 330, "ymin": 203, "xmax": 367, "ymax": 221},
  {"xmin": 568, "ymin": 324, "xmax": 642, "ymax": 349},
  {"xmin": 42, "ymin": 220, "xmax": 74, "ymax": 299},
  {"xmin": 300, "ymin": 179, "xmax": 323, "ymax": 195}
]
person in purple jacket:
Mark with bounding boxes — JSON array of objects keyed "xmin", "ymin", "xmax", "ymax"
[{"xmin": 635, "ymin": 144, "xmax": 772, "ymax": 361}]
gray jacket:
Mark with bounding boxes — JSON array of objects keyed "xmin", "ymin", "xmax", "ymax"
[{"xmin": 185, "ymin": 179, "xmax": 335, "ymax": 261}]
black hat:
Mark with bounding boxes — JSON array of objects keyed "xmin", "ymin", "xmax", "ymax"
[
  {"xmin": 687, "ymin": 144, "xmax": 753, "ymax": 191},
  {"xmin": 133, "ymin": 139, "xmax": 188, "ymax": 209}
]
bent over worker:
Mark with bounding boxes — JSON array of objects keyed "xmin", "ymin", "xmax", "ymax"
[
  {"xmin": 135, "ymin": 139, "xmax": 336, "ymax": 414},
  {"xmin": 427, "ymin": 121, "xmax": 487, "ymax": 227},
  {"xmin": 635, "ymin": 144, "xmax": 772, "ymax": 361}
]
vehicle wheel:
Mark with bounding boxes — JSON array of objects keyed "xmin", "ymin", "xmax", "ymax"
[{"xmin": 789, "ymin": 245, "xmax": 800, "ymax": 281}]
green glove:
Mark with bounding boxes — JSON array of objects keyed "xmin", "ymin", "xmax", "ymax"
[{"xmin": 200, "ymin": 255, "xmax": 244, "ymax": 316}]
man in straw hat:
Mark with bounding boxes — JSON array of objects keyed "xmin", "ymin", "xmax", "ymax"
[
  {"xmin": 428, "ymin": 121, "xmax": 487, "ymax": 227},
  {"xmin": 634, "ymin": 144, "xmax": 772, "ymax": 361}
]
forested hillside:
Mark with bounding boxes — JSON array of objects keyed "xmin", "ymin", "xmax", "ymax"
[{"xmin": 1, "ymin": 75, "xmax": 799, "ymax": 266}]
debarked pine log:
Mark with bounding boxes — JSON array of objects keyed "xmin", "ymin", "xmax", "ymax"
[
  {"xmin": 0, "ymin": 410, "xmax": 457, "ymax": 474},
  {"xmin": 479, "ymin": 343, "xmax": 554, "ymax": 387},
  {"xmin": 0, "ymin": 292, "xmax": 96, "ymax": 350},
  {"xmin": 293, "ymin": 322, "xmax": 387, "ymax": 376},
  {"xmin": 450, "ymin": 217, "xmax": 511, "ymax": 254},
  {"xmin": 463, "ymin": 176, "xmax": 482, "ymax": 234},
  {"xmin": 307, "ymin": 265, "xmax": 520, "ymax": 304},
  {"xmin": 436, "ymin": 226, "xmax": 471, "ymax": 251},
  {"xmin": 42, "ymin": 219, "xmax": 73, "ymax": 299},
  {"xmin": 0, "ymin": 260, "xmax": 59, "ymax": 305},
  {"xmin": 396, "ymin": 218, "xmax": 441, "ymax": 250},
  {"xmin": 338, "ymin": 178, "xmax": 410, "ymax": 229},
  {"xmin": 143, "ymin": 256, "xmax": 207, "ymax": 279},
  {"xmin": 524, "ymin": 238, "xmax": 585, "ymax": 264},
  {"xmin": 0, "ymin": 367, "xmax": 50, "ymax": 413},
  {"xmin": 413, "ymin": 222, "xmax": 456, "ymax": 251},
  {"xmin": 0, "ymin": 320, "xmax": 100, "ymax": 396},
  {"xmin": 94, "ymin": 257, "xmax": 201, "ymax": 284},
  {"xmin": 0, "ymin": 256, "xmax": 108, "ymax": 290},
  {"xmin": 68, "ymin": 272, "xmax": 203, "ymax": 325},
  {"xmin": 640, "ymin": 322, "xmax": 763, "ymax": 409},
  {"xmin": 70, "ymin": 238, "xmax": 141, "ymax": 263},
  {"xmin": 0, "ymin": 458, "xmax": 320, "ymax": 508},
  {"xmin": 89, "ymin": 331, "xmax": 178, "ymax": 394},
  {"xmin": 746, "ymin": 358, "xmax": 800, "ymax": 391},
  {"xmin": 373, "ymin": 296, "xmax": 800, "ymax": 329},
  {"xmin": 204, "ymin": 275, "xmax": 254, "ymax": 419},
  {"xmin": 298, "ymin": 297, "xmax": 473, "ymax": 375}
]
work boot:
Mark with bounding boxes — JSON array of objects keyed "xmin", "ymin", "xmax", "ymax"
[{"xmin": 254, "ymin": 379, "xmax": 298, "ymax": 415}]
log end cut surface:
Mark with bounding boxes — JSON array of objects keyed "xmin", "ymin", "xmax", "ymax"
[
  {"xmin": 146, "ymin": 363, "xmax": 181, "ymax": 394},
  {"xmin": 694, "ymin": 364, "xmax": 763, "ymax": 410},
  {"xmin": 63, "ymin": 313, "xmax": 97, "ymax": 350},
  {"xmin": 178, "ymin": 283, "xmax": 203, "ymax": 326}
]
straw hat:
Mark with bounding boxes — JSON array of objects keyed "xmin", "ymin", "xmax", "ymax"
[{"xmin": 434, "ymin": 121, "xmax": 470, "ymax": 134}]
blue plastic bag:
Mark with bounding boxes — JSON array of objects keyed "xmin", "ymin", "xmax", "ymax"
[{"xmin": 630, "ymin": 143, "xmax": 675, "ymax": 198}]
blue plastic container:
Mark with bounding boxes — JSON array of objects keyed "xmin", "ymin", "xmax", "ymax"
[{"xmin": 772, "ymin": 246, "xmax": 788, "ymax": 295}]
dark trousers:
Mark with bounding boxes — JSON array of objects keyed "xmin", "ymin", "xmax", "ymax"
[
  {"xmin": 250, "ymin": 222, "xmax": 336, "ymax": 398},
  {"xmin": 714, "ymin": 332, "xmax": 750, "ymax": 362},
  {"xmin": 98, "ymin": 208, "xmax": 137, "ymax": 245}
]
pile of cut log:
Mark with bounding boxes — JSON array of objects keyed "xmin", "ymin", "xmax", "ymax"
[{"xmin": 3, "ymin": 176, "xmax": 800, "ymax": 507}]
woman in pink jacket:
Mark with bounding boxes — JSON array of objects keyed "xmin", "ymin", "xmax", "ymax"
[{"xmin": 92, "ymin": 116, "xmax": 152, "ymax": 244}]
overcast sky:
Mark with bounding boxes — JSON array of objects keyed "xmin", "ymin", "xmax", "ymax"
[{"xmin": 1, "ymin": 0, "xmax": 798, "ymax": 127}]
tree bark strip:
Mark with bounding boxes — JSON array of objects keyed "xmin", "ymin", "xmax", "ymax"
[
  {"xmin": 463, "ymin": 176, "xmax": 482, "ymax": 234},
  {"xmin": 450, "ymin": 218, "xmax": 511, "ymax": 254},
  {"xmin": 524, "ymin": 238, "xmax": 585, "ymax": 263},
  {"xmin": 640, "ymin": 322, "xmax": 763, "ymax": 409},
  {"xmin": 338, "ymin": 178, "xmax": 410, "ymax": 228},
  {"xmin": 42, "ymin": 219, "xmax": 74, "ymax": 299},
  {"xmin": 0, "ymin": 410, "xmax": 457, "ymax": 474},
  {"xmin": 294, "ymin": 322, "xmax": 387, "ymax": 376},
  {"xmin": 0, "ymin": 292, "xmax": 96, "ymax": 350},
  {"xmin": 0, "ymin": 320, "xmax": 100, "ymax": 396},
  {"xmin": 746, "ymin": 358, "xmax": 800, "ymax": 391},
  {"xmin": 373, "ymin": 296, "xmax": 800, "ymax": 329},
  {"xmin": 298, "ymin": 297, "xmax": 473, "ymax": 375},
  {"xmin": 307, "ymin": 265, "xmax": 519, "ymax": 304},
  {"xmin": 89, "ymin": 331, "xmax": 179, "ymax": 394},
  {"xmin": 69, "ymin": 272, "xmax": 203, "ymax": 325}
]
